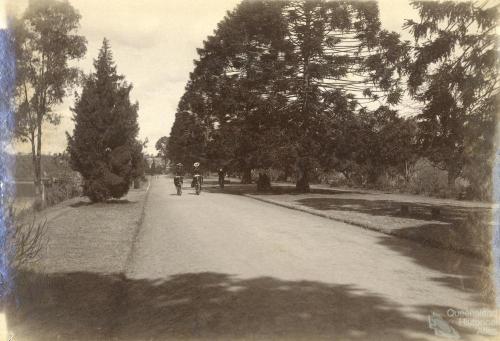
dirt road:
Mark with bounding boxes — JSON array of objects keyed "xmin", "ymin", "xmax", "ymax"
[{"xmin": 117, "ymin": 177, "xmax": 495, "ymax": 340}]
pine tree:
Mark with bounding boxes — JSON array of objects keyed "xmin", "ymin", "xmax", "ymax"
[
  {"xmin": 280, "ymin": 0, "xmax": 409, "ymax": 191},
  {"xmin": 405, "ymin": 1, "xmax": 498, "ymax": 199},
  {"xmin": 67, "ymin": 39, "xmax": 142, "ymax": 202},
  {"xmin": 169, "ymin": 0, "xmax": 288, "ymax": 182},
  {"xmin": 168, "ymin": 0, "xmax": 409, "ymax": 191}
]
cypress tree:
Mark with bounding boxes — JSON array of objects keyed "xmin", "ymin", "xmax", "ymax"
[{"xmin": 67, "ymin": 39, "xmax": 142, "ymax": 202}]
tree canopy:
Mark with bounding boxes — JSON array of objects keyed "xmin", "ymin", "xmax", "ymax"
[
  {"xmin": 155, "ymin": 136, "xmax": 169, "ymax": 170},
  {"xmin": 12, "ymin": 0, "xmax": 87, "ymax": 204},
  {"xmin": 168, "ymin": 0, "xmax": 411, "ymax": 190},
  {"xmin": 404, "ymin": 0, "xmax": 498, "ymax": 198}
]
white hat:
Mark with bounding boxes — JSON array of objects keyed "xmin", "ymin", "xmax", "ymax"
[{"xmin": 194, "ymin": 162, "xmax": 200, "ymax": 167}]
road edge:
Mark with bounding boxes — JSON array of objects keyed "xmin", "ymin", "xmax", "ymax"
[
  {"xmin": 123, "ymin": 178, "xmax": 152, "ymax": 271},
  {"xmin": 106, "ymin": 178, "xmax": 152, "ymax": 338},
  {"xmin": 243, "ymin": 193, "xmax": 490, "ymax": 264}
]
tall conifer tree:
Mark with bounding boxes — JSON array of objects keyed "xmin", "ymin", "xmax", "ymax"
[{"xmin": 67, "ymin": 39, "xmax": 142, "ymax": 202}]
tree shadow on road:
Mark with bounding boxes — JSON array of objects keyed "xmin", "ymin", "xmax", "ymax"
[
  {"xmin": 7, "ymin": 270, "xmax": 478, "ymax": 341},
  {"xmin": 297, "ymin": 197, "xmax": 490, "ymax": 221},
  {"xmin": 297, "ymin": 197, "xmax": 495, "ymax": 302},
  {"xmin": 297, "ymin": 197, "xmax": 493, "ymax": 264},
  {"xmin": 204, "ymin": 184, "xmax": 365, "ymax": 196},
  {"xmin": 375, "ymin": 233, "xmax": 496, "ymax": 307}
]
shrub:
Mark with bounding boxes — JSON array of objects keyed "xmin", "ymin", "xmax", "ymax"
[
  {"xmin": 44, "ymin": 180, "xmax": 82, "ymax": 207},
  {"xmin": 3, "ymin": 206, "xmax": 48, "ymax": 277},
  {"xmin": 0, "ymin": 205, "xmax": 49, "ymax": 310},
  {"xmin": 405, "ymin": 158, "xmax": 449, "ymax": 196}
]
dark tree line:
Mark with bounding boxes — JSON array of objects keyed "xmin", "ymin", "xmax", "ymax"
[{"xmin": 167, "ymin": 0, "xmax": 497, "ymax": 199}]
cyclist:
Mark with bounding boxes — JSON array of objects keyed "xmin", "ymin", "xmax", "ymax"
[
  {"xmin": 173, "ymin": 163, "xmax": 184, "ymax": 189},
  {"xmin": 191, "ymin": 162, "xmax": 203, "ymax": 188}
]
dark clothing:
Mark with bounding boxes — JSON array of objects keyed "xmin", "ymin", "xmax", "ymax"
[
  {"xmin": 173, "ymin": 175, "xmax": 183, "ymax": 187},
  {"xmin": 191, "ymin": 167, "xmax": 203, "ymax": 187},
  {"xmin": 174, "ymin": 167, "xmax": 184, "ymax": 187},
  {"xmin": 218, "ymin": 170, "xmax": 225, "ymax": 188}
]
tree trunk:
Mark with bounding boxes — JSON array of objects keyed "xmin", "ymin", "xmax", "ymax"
[
  {"xmin": 404, "ymin": 161, "xmax": 411, "ymax": 183},
  {"xmin": 30, "ymin": 133, "xmax": 41, "ymax": 210},
  {"xmin": 241, "ymin": 168, "xmax": 252, "ymax": 184},
  {"xmin": 448, "ymin": 171, "xmax": 457, "ymax": 188},
  {"xmin": 34, "ymin": 116, "xmax": 44, "ymax": 209},
  {"xmin": 367, "ymin": 169, "xmax": 379, "ymax": 185},
  {"xmin": 257, "ymin": 173, "xmax": 271, "ymax": 192},
  {"xmin": 296, "ymin": 165, "xmax": 310, "ymax": 193},
  {"xmin": 134, "ymin": 178, "xmax": 141, "ymax": 189},
  {"xmin": 447, "ymin": 161, "xmax": 461, "ymax": 189}
]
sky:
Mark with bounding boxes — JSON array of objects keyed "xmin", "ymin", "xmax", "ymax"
[
  {"xmin": 4, "ymin": 0, "xmax": 418, "ymax": 155},
  {"xmin": 0, "ymin": 0, "xmax": 5, "ymax": 29}
]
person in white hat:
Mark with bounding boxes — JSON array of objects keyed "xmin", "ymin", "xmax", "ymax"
[{"xmin": 191, "ymin": 162, "xmax": 202, "ymax": 188}]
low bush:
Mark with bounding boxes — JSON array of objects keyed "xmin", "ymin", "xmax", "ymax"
[
  {"xmin": 42, "ymin": 179, "xmax": 82, "ymax": 209},
  {"xmin": 242, "ymin": 159, "xmax": 484, "ymax": 201},
  {"xmin": 2, "ymin": 206, "xmax": 48, "ymax": 294},
  {"xmin": 405, "ymin": 159, "xmax": 448, "ymax": 196}
]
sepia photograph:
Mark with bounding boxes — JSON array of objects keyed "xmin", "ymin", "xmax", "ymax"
[{"xmin": 0, "ymin": 0, "xmax": 499, "ymax": 340}]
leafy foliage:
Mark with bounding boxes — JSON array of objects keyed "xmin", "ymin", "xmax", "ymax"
[
  {"xmin": 155, "ymin": 136, "xmax": 169, "ymax": 170},
  {"xmin": 404, "ymin": 1, "xmax": 498, "ymax": 199},
  {"xmin": 12, "ymin": 0, "xmax": 87, "ymax": 203}
]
